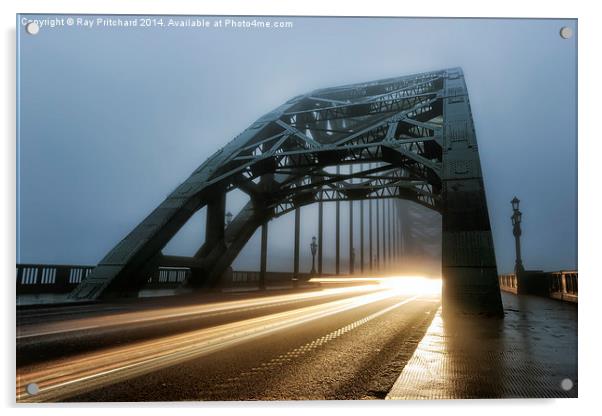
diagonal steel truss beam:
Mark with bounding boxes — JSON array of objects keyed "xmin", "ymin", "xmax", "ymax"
[{"xmin": 69, "ymin": 68, "xmax": 503, "ymax": 317}]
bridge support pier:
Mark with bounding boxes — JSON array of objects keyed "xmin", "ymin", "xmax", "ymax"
[
  {"xmin": 441, "ymin": 69, "xmax": 503, "ymax": 317},
  {"xmin": 441, "ymin": 71, "xmax": 504, "ymax": 317},
  {"xmin": 441, "ymin": 187, "xmax": 503, "ymax": 317}
]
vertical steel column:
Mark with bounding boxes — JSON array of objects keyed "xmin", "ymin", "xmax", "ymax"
[
  {"xmin": 293, "ymin": 207, "xmax": 300, "ymax": 279},
  {"xmin": 259, "ymin": 221, "xmax": 268, "ymax": 290},
  {"xmin": 349, "ymin": 165, "xmax": 354, "ymax": 275},
  {"xmin": 335, "ymin": 165, "xmax": 340, "ymax": 275},
  {"xmin": 396, "ymin": 200, "xmax": 400, "ymax": 259},
  {"xmin": 399, "ymin": 201, "xmax": 404, "ymax": 259},
  {"xmin": 387, "ymin": 199, "xmax": 393, "ymax": 268},
  {"xmin": 382, "ymin": 195, "xmax": 387, "ymax": 272},
  {"xmin": 383, "ymin": 199, "xmax": 391, "ymax": 272},
  {"xmin": 400, "ymin": 200, "xmax": 409, "ymax": 259},
  {"xmin": 376, "ymin": 198, "xmax": 380, "ymax": 272},
  {"xmin": 318, "ymin": 201, "xmax": 323, "ymax": 275},
  {"xmin": 203, "ymin": 192, "xmax": 226, "ymax": 253},
  {"xmin": 369, "ymin": 197, "xmax": 373, "ymax": 272},
  {"xmin": 392, "ymin": 199, "xmax": 397, "ymax": 271},
  {"xmin": 259, "ymin": 145, "xmax": 269, "ymax": 291},
  {"xmin": 360, "ymin": 165, "xmax": 365, "ymax": 275}
]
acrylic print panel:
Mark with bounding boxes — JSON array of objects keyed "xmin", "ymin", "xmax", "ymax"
[{"xmin": 16, "ymin": 14, "xmax": 577, "ymax": 402}]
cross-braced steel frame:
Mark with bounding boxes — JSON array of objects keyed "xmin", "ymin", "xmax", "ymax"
[{"xmin": 70, "ymin": 68, "xmax": 503, "ymax": 316}]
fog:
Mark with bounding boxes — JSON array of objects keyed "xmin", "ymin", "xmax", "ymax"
[{"xmin": 17, "ymin": 16, "xmax": 577, "ymax": 274}]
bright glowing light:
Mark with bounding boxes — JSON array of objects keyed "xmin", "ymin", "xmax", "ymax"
[
  {"xmin": 376, "ymin": 275, "xmax": 441, "ymax": 296},
  {"xmin": 309, "ymin": 275, "xmax": 441, "ymax": 296},
  {"xmin": 308, "ymin": 276, "xmax": 381, "ymax": 285}
]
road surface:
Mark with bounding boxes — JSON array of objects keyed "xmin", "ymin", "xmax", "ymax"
[{"xmin": 16, "ymin": 277, "xmax": 441, "ymax": 402}]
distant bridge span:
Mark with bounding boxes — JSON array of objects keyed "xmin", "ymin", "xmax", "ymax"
[{"xmin": 70, "ymin": 68, "xmax": 503, "ymax": 316}]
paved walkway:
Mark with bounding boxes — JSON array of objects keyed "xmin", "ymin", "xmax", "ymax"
[{"xmin": 387, "ymin": 292, "xmax": 577, "ymax": 399}]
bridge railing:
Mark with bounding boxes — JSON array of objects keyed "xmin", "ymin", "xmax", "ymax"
[
  {"xmin": 16, "ymin": 264, "xmax": 314, "ymax": 295},
  {"xmin": 16, "ymin": 264, "xmax": 192, "ymax": 295},
  {"xmin": 226, "ymin": 270, "xmax": 312, "ymax": 288},
  {"xmin": 145, "ymin": 267, "xmax": 190, "ymax": 289},
  {"xmin": 549, "ymin": 271, "xmax": 578, "ymax": 303},
  {"xmin": 232, "ymin": 270, "xmax": 260, "ymax": 283},
  {"xmin": 498, "ymin": 271, "xmax": 578, "ymax": 302},
  {"xmin": 498, "ymin": 273, "xmax": 518, "ymax": 294},
  {"xmin": 16, "ymin": 264, "xmax": 95, "ymax": 294}
]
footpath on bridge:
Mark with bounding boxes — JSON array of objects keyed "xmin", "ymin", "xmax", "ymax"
[{"xmin": 386, "ymin": 292, "xmax": 577, "ymax": 399}]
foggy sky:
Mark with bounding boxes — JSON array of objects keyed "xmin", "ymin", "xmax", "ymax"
[{"xmin": 17, "ymin": 16, "xmax": 577, "ymax": 274}]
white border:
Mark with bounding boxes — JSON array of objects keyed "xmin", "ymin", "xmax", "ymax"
[{"xmin": 3, "ymin": 1, "xmax": 600, "ymax": 415}]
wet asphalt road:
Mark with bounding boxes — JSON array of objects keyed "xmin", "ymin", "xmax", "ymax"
[{"xmin": 17, "ymin": 283, "xmax": 440, "ymax": 402}]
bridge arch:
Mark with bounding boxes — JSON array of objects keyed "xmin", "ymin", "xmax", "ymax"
[{"xmin": 70, "ymin": 68, "xmax": 503, "ymax": 316}]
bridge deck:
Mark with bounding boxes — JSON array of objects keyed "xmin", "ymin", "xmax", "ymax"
[{"xmin": 387, "ymin": 292, "xmax": 577, "ymax": 399}]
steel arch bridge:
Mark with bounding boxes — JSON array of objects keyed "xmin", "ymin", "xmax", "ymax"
[{"xmin": 70, "ymin": 68, "xmax": 503, "ymax": 316}]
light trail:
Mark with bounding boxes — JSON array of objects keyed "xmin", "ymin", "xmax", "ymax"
[
  {"xmin": 17, "ymin": 284, "xmax": 382, "ymax": 339},
  {"xmin": 17, "ymin": 276, "xmax": 441, "ymax": 402}
]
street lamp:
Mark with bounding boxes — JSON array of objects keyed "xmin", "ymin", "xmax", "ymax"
[
  {"xmin": 511, "ymin": 196, "xmax": 524, "ymax": 274},
  {"xmin": 225, "ymin": 211, "xmax": 233, "ymax": 228},
  {"xmin": 310, "ymin": 236, "xmax": 318, "ymax": 275},
  {"xmin": 511, "ymin": 210, "xmax": 522, "ymax": 226}
]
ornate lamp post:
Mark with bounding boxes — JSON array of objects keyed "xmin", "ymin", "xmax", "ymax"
[
  {"xmin": 511, "ymin": 197, "xmax": 525, "ymax": 274},
  {"xmin": 225, "ymin": 211, "xmax": 233, "ymax": 228},
  {"xmin": 310, "ymin": 236, "xmax": 318, "ymax": 275}
]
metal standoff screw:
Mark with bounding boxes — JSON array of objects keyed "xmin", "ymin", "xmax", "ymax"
[
  {"xmin": 559, "ymin": 26, "xmax": 573, "ymax": 39},
  {"xmin": 560, "ymin": 378, "xmax": 574, "ymax": 391},
  {"xmin": 26, "ymin": 383, "xmax": 39, "ymax": 395},
  {"xmin": 25, "ymin": 22, "xmax": 40, "ymax": 35}
]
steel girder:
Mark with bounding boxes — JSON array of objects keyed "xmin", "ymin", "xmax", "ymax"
[{"xmin": 70, "ymin": 68, "xmax": 503, "ymax": 315}]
